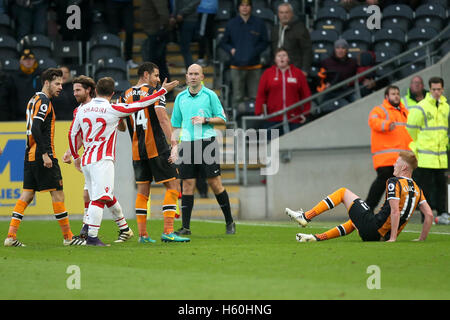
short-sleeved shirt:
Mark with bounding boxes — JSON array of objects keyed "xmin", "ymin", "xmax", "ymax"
[
  {"xmin": 171, "ymin": 86, "xmax": 226, "ymax": 141},
  {"xmin": 25, "ymin": 92, "xmax": 56, "ymax": 162},
  {"xmin": 375, "ymin": 176, "xmax": 426, "ymax": 239},
  {"xmin": 120, "ymin": 83, "xmax": 169, "ymax": 160}
]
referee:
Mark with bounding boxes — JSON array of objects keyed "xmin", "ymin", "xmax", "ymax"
[{"xmin": 171, "ymin": 64, "xmax": 236, "ymax": 235}]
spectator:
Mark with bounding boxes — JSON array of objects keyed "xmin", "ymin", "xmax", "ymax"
[
  {"xmin": 255, "ymin": 48, "xmax": 311, "ymax": 136},
  {"xmin": 219, "ymin": 0, "xmax": 269, "ymax": 108},
  {"xmin": 356, "ymin": 51, "xmax": 376, "ymax": 97},
  {"xmin": 105, "ymin": 0, "xmax": 138, "ymax": 69},
  {"xmin": 271, "ymin": 2, "xmax": 312, "ymax": 76},
  {"xmin": 51, "ymin": 65, "xmax": 78, "ymax": 120},
  {"xmin": 0, "ymin": 68, "xmax": 17, "ymax": 121},
  {"xmin": 321, "ymin": 39, "xmax": 358, "ymax": 101},
  {"xmin": 140, "ymin": 0, "xmax": 171, "ymax": 83},
  {"xmin": 11, "ymin": 0, "xmax": 49, "ymax": 40},
  {"xmin": 10, "ymin": 48, "xmax": 43, "ymax": 120},
  {"xmin": 407, "ymin": 77, "xmax": 449, "ymax": 224},
  {"xmin": 401, "ymin": 76, "xmax": 428, "ymax": 109},
  {"xmin": 366, "ymin": 85, "xmax": 411, "ymax": 213},
  {"xmin": 196, "ymin": 0, "xmax": 218, "ymax": 67},
  {"xmin": 174, "ymin": 0, "xmax": 201, "ymax": 70}
]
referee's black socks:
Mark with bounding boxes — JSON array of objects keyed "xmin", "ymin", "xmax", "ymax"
[
  {"xmin": 215, "ymin": 190, "xmax": 233, "ymax": 225},
  {"xmin": 181, "ymin": 194, "xmax": 194, "ymax": 229}
]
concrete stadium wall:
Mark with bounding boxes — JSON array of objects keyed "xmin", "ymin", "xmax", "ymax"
[{"xmin": 266, "ymin": 53, "xmax": 450, "ymax": 220}]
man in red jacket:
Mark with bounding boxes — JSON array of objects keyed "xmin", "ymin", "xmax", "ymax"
[{"xmin": 255, "ymin": 48, "xmax": 311, "ymax": 137}]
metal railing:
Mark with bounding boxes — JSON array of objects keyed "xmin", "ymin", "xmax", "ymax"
[{"xmin": 239, "ymin": 24, "xmax": 450, "ymax": 185}]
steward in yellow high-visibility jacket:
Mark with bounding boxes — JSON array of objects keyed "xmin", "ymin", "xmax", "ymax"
[
  {"xmin": 406, "ymin": 77, "xmax": 449, "ymax": 220},
  {"xmin": 406, "ymin": 92, "xmax": 449, "ymax": 169}
]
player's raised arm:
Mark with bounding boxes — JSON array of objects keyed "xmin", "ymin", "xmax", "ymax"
[{"xmin": 111, "ymin": 79, "xmax": 179, "ymax": 116}]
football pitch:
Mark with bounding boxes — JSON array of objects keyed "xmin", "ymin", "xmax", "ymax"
[{"xmin": 0, "ymin": 218, "xmax": 449, "ymax": 300}]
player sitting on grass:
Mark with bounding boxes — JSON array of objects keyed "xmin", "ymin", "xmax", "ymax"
[{"xmin": 286, "ymin": 151, "xmax": 434, "ymax": 242}]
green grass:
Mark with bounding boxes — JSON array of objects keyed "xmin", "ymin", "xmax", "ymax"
[{"xmin": 0, "ymin": 219, "xmax": 449, "ymax": 300}]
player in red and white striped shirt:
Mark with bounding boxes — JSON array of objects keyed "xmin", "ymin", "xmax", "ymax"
[{"xmin": 68, "ymin": 77, "xmax": 178, "ymax": 246}]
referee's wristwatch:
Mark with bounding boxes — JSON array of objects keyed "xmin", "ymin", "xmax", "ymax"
[{"xmin": 204, "ymin": 117, "xmax": 210, "ymax": 124}]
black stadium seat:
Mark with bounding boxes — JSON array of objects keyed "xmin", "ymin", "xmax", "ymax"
[
  {"xmin": 319, "ymin": 98, "xmax": 349, "ymax": 114},
  {"xmin": 37, "ymin": 57, "xmax": 58, "ymax": 70},
  {"xmin": 310, "ymin": 29, "xmax": 339, "ymax": 65},
  {"xmin": 342, "ymin": 27, "xmax": 372, "ymax": 53},
  {"xmin": 0, "ymin": 35, "xmax": 18, "ymax": 59},
  {"xmin": 88, "ymin": 33, "xmax": 122, "ymax": 63},
  {"xmin": 20, "ymin": 34, "xmax": 53, "ymax": 58},
  {"xmin": 0, "ymin": 58, "xmax": 19, "ymax": 73},
  {"xmin": 347, "ymin": 5, "xmax": 370, "ymax": 29},
  {"xmin": 314, "ymin": 6, "xmax": 347, "ymax": 33},
  {"xmin": 407, "ymin": 26, "xmax": 440, "ymax": 51},
  {"xmin": 373, "ymin": 27, "xmax": 405, "ymax": 54},
  {"xmin": 53, "ymin": 40, "xmax": 83, "ymax": 65},
  {"xmin": 215, "ymin": 0, "xmax": 233, "ymax": 35},
  {"xmin": 94, "ymin": 56, "xmax": 128, "ymax": 81},
  {"xmin": 414, "ymin": 3, "xmax": 447, "ymax": 31},
  {"xmin": 0, "ymin": 13, "xmax": 14, "ymax": 36},
  {"xmin": 381, "ymin": 4, "xmax": 413, "ymax": 32}
]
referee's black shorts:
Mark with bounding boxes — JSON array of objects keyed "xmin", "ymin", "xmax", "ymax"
[
  {"xmin": 348, "ymin": 198, "xmax": 382, "ymax": 241},
  {"xmin": 177, "ymin": 137, "xmax": 221, "ymax": 180},
  {"xmin": 23, "ymin": 157, "xmax": 63, "ymax": 192}
]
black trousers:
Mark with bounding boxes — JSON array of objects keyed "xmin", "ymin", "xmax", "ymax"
[
  {"xmin": 413, "ymin": 167, "xmax": 447, "ymax": 215},
  {"xmin": 365, "ymin": 166, "xmax": 394, "ymax": 211}
]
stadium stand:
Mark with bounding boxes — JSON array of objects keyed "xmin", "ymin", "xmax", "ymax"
[{"xmin": 20, "ymin": 34, "xmax": 53, "ymax": 59}]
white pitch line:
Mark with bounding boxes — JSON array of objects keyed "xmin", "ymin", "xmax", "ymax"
[{"xmin": 194, "ymin": 219, "xmax": 450, "ymax": 236}]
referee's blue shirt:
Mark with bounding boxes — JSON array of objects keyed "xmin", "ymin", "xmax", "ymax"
[{"xmin": 171, "ymin": 86, "xmax": 226, "ymax": 141}]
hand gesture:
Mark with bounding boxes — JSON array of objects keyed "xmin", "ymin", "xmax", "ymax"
[{"xmin": 161, "ymin": 78, "xmax": 179, "ymax": 93}]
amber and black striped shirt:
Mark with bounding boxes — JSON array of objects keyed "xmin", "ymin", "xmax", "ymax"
[
  {"xmin": 376, "ymin": 176, "xmax": 426, "ymax": 239},
  {"xmin": 25, "ymin": 92, "xmax": 56, "ymax": 162},
  {"xmin": 120, "ymin": 84, "xmax": 169, "ymax": 161}
]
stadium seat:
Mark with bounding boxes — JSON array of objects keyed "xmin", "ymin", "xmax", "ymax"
[
  {"xmin": 88, "ymin": 33, "xmax": 122, "ymax": 64},
  {"xmin": 20, "ymin": 34, "xmax": 53, "ymax": 58},
  {"xmin": 439, "ymin": 27, "xmax": 450, "ymax": 55},
  {"xmin": 215, "ymin": 0, "xmax": 234, "ymax": 35},
  {"xmin": 397, "ymin": 61, "xmax": 426, "ymax": 79},
  {"xmin": 314, "ymin": 6, "xmax": 347, "ymax": 33},
  {"xmin": 0, "ymin": 58, "xmax": 19, "ymax": 73},
  {"xmin": 37, "ymin": 57, "xmax": 58, "ymax": 70},
  {"xmin": 94, "ymin": 56, "xmax": 128, "ymax": 81},
  {"xmin": 414, "ymin": 3, "xmax": 447, "ymax": 31},
  {"xmin": 342, "ymin": 27, "xmax": 372, "ymax": 53},
  {"xmin": 0, "ymin": 13, "xmax": 14, "ymax": 36},
  {"xmin": 53, "ymin": 40, "xmax": 83, "ymax": 65},
  {"xmin": 381, "ymin": 4, "xmax": 413, "ymax": 32},
  {"xmin": 373, "ymin": 27, "xmax": 405, "ymax": 55},
  {"xmin": 112, "ymin": 79, "xmax": 131, "ymax": 101},
  {"xmin": 319, "ymin": 98, "xmax": 348, "ymax": 114},
  {"xmin": 310, "ymin": 29, "xmax": 339, "ymax": 65},
  {"xmin": 252, "ymin": 0, "xmax": 269, "ymax": 10},
  {"xmin": 253, "ymin": 7, "xmax": 275, "ymax": 39},
  {"xmin": 322, "ymin": 0, "xmax": 341, "ymax": 7},
  {"xmin": 272, "ymin": 0, "xmax": 302, "ymax": 16},
  {"xmin": 374, "ymin": 49, "xmax": 397, "ymax": 79},
  {"xmin": 407, "ymin": 26, "xmax": 439, "ymax": 51},
  {"xmin": 347, "ymin": 5, "xmax": 370, "ymax": 29},
  {"xmin": 0, "ymin": 35, "xmax": 18, "ymax": 59}
]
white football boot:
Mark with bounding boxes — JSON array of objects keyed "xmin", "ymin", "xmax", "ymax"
[{"xmin": 285, "ymin": 208, "xmax": 309, "ymax": 227}]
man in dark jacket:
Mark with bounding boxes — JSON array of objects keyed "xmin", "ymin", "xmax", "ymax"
[
  {"xmin": 174, "ymin": 0, "xmax": 201, "ymax": 69},
  {"xmin": 320, "ymin": 39, "xmax": 358, "ymax": 102},
  {"xmin": 271, "ymin": 2, "xmax": 312, "ymax": 76},
  {"xmin": 219, "ymin": 0, "xmax": 268, "ymax": 108}
]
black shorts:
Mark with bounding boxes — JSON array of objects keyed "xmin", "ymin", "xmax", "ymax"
[
  {"xmin": 177, "ymin": 138, "xmax": 221, "ymax": 180},
  {"xmin": 348, "ymin": 198, "xmax": 381, "ymax": 241},
  {"xmin": 23, "ymin": 158, "xmax": 63, "ymax": 192},
  {"xmin": 133, "ymin": 150, "xmax": 178, "ymax": 184}
]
